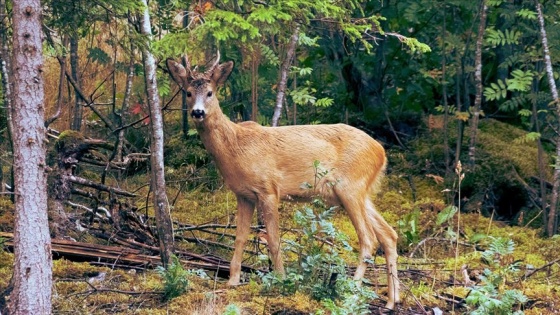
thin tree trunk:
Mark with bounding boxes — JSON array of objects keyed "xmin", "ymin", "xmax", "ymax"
[
  {"xmin": 45, "ymin": 37, "xmax": 68, "ymax": 128},
  {"xmin": 9, "ymin": 0, "xmax": 52, "ymax": 313},
  {"xmin": 251, "ymin": 47, "xmax": 259, "ymax": 122},
  {"xmin": 441, "ymin": 3, "xmax": 451, "ymax": 175},
  {"xmin": 116, "ymin": 39, "xmax": 135, "ymax": 162},
  {"xmin": 272, "ymin": 25, "xmax": 299, "ymax": 127},
  {"xmin": 468, "ymin": 0, "xmax": 488, "ymax": 168},
  {"xmin": 536, "ymin": 0, "xmax": 560, "ymax": 236},
  {"xmin": 454, "ymin": 52, "xmax": 464, "ymax": 169},
  {"xmin": 531, "ymin": 73, "xmax": 548, "ymax": 230},
  {"xmin": 181, "ymin": 8, "xmax": 189, "ymax": 138},
  {"xmin": 139, "ymin": 0, "xmax": 174, "ymax": 266},
  {"xmin": 70, "ymin": 36, "xmax": 83, "ymax": 131},
  {"xmin": 0, "ymin": 0, "xmax": 12, "ymax": 195}
]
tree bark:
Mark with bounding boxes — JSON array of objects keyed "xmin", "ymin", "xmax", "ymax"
[
  {"xmin": 0, "ymin": 0, "xmax": 12, "ymax": 195},
  {"xmin": 441, "ymin": 4, "xmax": 451, "ymax": 175},
  {"xmin": 535, "ymin": 0, "xmax": 560, "ymax": 236},
  {"xmin": 138, "ymin": 0, "xmax": 174, "ymax": 266},
  {"xmin": 70, "ymin": 36, "xmax": 83, "ymax": 131},
  {"xmin": 9, "ymin": 0, "xmax": 52, "ymax": 313},
  {"xmin": 272, "ymin": 25, "xmax": 299, "ymax": 127},
  {"xmin": 181, "ymin": 9, "xmax": 189, "ymax": 139},
  {"xmin": 468, "ymin": 0, "xmax": 488, "ymax": 168}
]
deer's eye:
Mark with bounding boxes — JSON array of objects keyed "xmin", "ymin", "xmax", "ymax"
[
  {"xmin": 207, "ymin": 91, "xmax": 213, "ymax": 98},
  {"xmin": 186, "ymin": 91, "xmax": 192, "ymax": 97}
]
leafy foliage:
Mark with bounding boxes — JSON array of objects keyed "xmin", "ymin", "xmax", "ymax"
[
  {"xmin": 466, "ymin": 237, "xmax": 527, "ymax": 315},
  {"xmin": 156, "ymin": 255, "xmax": 208, "ymax": 301}
]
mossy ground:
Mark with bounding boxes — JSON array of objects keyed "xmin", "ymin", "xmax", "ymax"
[{"xmin": 1, "ymin": 181, "xmax": 559, "ymax": 314}]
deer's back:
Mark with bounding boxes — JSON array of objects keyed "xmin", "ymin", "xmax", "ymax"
[{"xmin": 216, "ymin": 123, "xmax": 386, "ymax": 203}]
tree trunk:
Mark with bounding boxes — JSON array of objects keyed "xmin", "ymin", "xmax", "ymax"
[
  {"xmin": 441, "ymin": 4, "xmax": 451, "ymax": 175},
  {"xmin": 9, "ymin": 1, "xmax": 52, "ymax": 313},
  {"xmin": 0, "ymin": 0, "xmax": 12, "ymax": 195},
  {"xmin": 70, "ymin": 36, "xmax": 83, "ymax": 131},
  {"xmin": 251, "ymin": 47, "xmax": 259, "ymax": 122},
  {"xmin": 181, "ymin": 9, "xmax": 189, "ymax": 139},
  {"xmin": 116, "ymin": 39, "xmax": 135, "ymax": 163},
  {"xmin": 536, "ymin": 0, "xmax": 560, "ymax": 236},
  {"xmin": 138, "ymin": 0, "xmax": 174, "ymax": 266},
  {"xmin": 468, "ymin": 0, "xmax": 488, "ymax": 168},
  {"xmin": 272, "ymin": 25, "xmax": 299, "ymax": 127},
  {"xmin": 531, "ymin": 75, "xmax": 548, "ymax": 230}
]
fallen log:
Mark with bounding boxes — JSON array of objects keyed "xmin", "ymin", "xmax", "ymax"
[{"xmin": 0, "ymin": 232, "xmax": 261, "ymax": 277}]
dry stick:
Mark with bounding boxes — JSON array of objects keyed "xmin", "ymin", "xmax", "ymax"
[
  {"xmin": 69, "ymin": 282, "xmax": 163, "ymax": 298},
  {"xmin": 409, "ymin": 237, "xmax": 478, "ymax": 258},
  {"xmin": 67, "ymin": 175, "xmax": 136, "ymax": 197},
  {"xmin": 524, "ymin": 258, "xmax": 560, "ymax": 279}
]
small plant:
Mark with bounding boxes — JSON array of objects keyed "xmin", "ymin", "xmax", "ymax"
[
  {"xmin": 156, "ymin": 255, "xmax": 192, "ymax": 300},
  {"xmin": 262, "ymin": 203, "xmax": 377, "ymax": 312},
  {"xmin": 397, "ymin": 207, "xmax": 421, "ymax": 246},
  {"xmin": 465, "ymin": 237, "xmax": 527, "ymax": 315},
  {"xmin": 222, "ymin": 303, "xmax": 242, "ymax": 315}
]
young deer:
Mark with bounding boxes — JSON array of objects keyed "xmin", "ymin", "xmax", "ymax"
[{"xmin": 166, "ymin": 54, "xmax": 400, "ymax": 309}]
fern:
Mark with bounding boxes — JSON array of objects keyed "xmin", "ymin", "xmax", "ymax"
[
  {"xmin": 499, "ymin": 95, "xmax": 528, "ymax": 112},
  {"xmin": 516, "ymin": 8, "xmax": 537, "ymax": 20},
  {"xmin": 513, "ymin": 132, "xmax": 540, "ymax": 144},
  {"xmin": 507, "ymin": 69, "xmax": 534, "ymax": 92},
  {"xmin": 260, "ymin": 44, "xmax": 280, "ymax": 66},
  {"xmin": 484, "ymin": 79, "xmax": 508, "ymax": 101},
  {"xmin": 486, "ymin": 28, "xmax": 521, "ymax": 47}
]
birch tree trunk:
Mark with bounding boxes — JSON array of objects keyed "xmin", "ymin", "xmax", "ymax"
[
  {"xmin": 9, "ymin": 0, "xmax": 52, "ymax": 313},
  {"xmin": 535, "ymin": 0, "xmax": 559, "ymax": 236},
  {"xmin": 468, "ymin": 0, "xmax": 488, "ymax": 168},
  {"xmin": 139, "ymin": 0, "xmax": 174, "ymax": 266},
  {"xmin": 272, "ymin": 25, "xmax": 299, "ymax": 127}
]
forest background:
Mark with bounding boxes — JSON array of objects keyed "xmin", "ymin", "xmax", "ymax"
[{"xmin": 1, "ymin": 0, "xmax": 560, "ymax": 314}]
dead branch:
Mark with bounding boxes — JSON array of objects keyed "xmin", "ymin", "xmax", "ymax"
[
  {"xmin": 67, "ymin": 175, "xmax": 136, "ymax": 197},
  {"xmin": 524, "ymin": 258, "xmax": 560, "ymax": 279},
  {"xmin": 409, "ymin": 237, "xmax": 480, "ymax": 258}
]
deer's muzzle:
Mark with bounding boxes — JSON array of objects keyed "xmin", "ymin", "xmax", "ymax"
[{"xmin": 191, "ymin": 109, "xmax": 205, "ymax": 120}]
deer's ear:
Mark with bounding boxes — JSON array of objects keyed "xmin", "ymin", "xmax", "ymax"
[
  {"xmin": 212, "ymin": 61, "xmax": 234, "ymax": 86},
  {"xmin": 166, "ymin": 58, "xmax": 188, "ymax": 84}
]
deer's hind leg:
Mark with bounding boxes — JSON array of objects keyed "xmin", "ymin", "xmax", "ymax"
[
  {"xmin": 365, "ymin": 197, "xmax": 400, "ymax": 310},
  {"xmin": 333, "ymin": 187, "xmax": 377, "ymax": 282},
  {"xmin": 257, "ymin": 193, "xmax": 284, "ymax": 275}
]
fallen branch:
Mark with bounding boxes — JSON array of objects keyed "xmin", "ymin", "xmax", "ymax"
[
  {"xmin": 67, "ymin": 175, "xmax": 136, "ymax": 197},
  {"xmin": 524, "ymin": 258, "xmax": 560, "ymax": 279}
]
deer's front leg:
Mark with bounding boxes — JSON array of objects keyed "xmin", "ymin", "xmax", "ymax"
[{"xmin": 228, "ymin": 196, "xmax": 255, "ymax": 285}]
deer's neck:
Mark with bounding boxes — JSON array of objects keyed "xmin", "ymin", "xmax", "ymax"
[{"xmin": 195, "ymin": 112, "xmax": 239, "ymax": 161}]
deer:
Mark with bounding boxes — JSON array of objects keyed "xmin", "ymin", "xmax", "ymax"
[{"xmin": 166, "ymin": 53, "xmax": 400, "ymax": 310}]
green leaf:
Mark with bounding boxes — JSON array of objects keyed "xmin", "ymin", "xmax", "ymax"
[
  {"xmin": 436, "ymin": 206, "xmax": 457, "ymax": 226},
  {"xmin": 87, "ymin": 47, "xmax": 111, "ymax": 64}
]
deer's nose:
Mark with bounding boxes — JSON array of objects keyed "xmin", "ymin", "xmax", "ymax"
[{"xmin": 191, "ymin": 109, "xmax": 206, "ymax": 119}]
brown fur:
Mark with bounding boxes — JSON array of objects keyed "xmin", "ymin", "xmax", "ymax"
[{"xmin": 167, "ymin": 57, "xmax": 400, "ymax": 309}]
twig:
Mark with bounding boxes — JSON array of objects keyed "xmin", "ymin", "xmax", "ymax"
[
  {"xmin": 524, "ymin": 258, "xmax": 560, "ymax": 279},
  {"xmin": 409, "ymin": 237, "xmax": 478, "ymax": 258}
]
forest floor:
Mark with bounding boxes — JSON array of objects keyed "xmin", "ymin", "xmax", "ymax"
[{"xmin": 0, "ymin": 186, "xmax": 559, "ymax": 314}]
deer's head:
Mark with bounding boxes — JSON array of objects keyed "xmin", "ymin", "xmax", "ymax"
[{"xmin": 166, "ymin": 53, "xmax": 234, "ymax": 122}]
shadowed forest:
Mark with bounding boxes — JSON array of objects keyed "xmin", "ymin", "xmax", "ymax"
[{"xmin": 1, "ymin": 0, "xmax": 560, "ymax": 314}]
